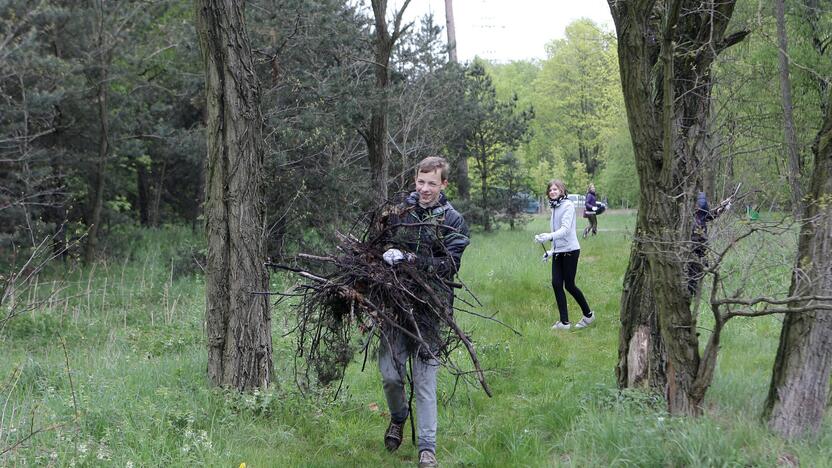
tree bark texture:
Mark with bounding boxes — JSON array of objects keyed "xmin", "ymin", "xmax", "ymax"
[
  {"xmin": 775, "ymin": 0, "xmax": 804, "ymax": 215},
  {"xmin": 195, "ymin": 0, "xmax": 273, "ymax": 390},
  {"xmin": 609, "ymin": 0, "xmax": 747, "ymax": 415},
  {"xmin": 763, "ymin": 92, "xmax": 832, "ymax": 439},
  {"xmin": 616, "ymin": 224, "xmax": 666, "ymax": 391}
]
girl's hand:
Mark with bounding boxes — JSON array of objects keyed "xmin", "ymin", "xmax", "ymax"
[{"xmin": 534, "ymin": 232, "xmax": 554, "ymax": 243}]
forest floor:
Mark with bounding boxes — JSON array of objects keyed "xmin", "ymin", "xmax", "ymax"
[{"xmin": 2, "ymin": 212, "xmax": 831, "ymax": 466}]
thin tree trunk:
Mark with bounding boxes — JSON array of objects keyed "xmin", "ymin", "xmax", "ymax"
[
  {"xmin": 775, "ymin": 0, "xmax": 804, "ymax": 216},
  {"xmin": 456, "ymin": 155, "xmax": 470, "ymax": 200},
  {"xmin": 763, "ymin": 91, "xmax": 832, "ymax": 439},
  {"xmin": 195, "ymin": 0, "xmax": 273, "ymax": 390},
  {"xmin": 148, "ymin": 160, "xmax": 166, "ymax": 227},
  {"xmin": 442, "ymin": 2, "xmax": 469, "ymax": 201},
  {"xmin": 444, "ymin": 0, "xmax": 457, "ymax": 63},
  {"xmin": 367, "ymin": 0, "xmax": 411, "ymax": 202},
  {"xmin": 137, "ymin": 162, "xmax": 150, "ymax": 226},
  {"xmin": 84, "ymin": 48, "xmax": 110, "ymax": 264},
  {"xmin": 804, "ymin": 0, "xmax": 829, "ymax": 118}
]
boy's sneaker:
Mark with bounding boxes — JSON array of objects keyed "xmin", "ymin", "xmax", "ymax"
[
  {"xmin": 418, "ymin": 450, "xmax": 438, "ymax": 467},
  {"xmin": 384, "ymin": 418, "xmax": 405, "ymax": 452},
  {"xmin": 551, "ymin": 321, "xmax": 571, "ymax": 330},
  {"xmin": 575, "ymin": 313, "xmax": 595, "ymax": 329}
]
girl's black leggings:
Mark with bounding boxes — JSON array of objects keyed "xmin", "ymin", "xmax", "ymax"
[{"xmin": 551, "ymin": 249, "xmax": 592, "ymax": 323}]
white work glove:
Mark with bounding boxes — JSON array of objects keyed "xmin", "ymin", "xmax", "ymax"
[
  {"xmin": 534, "ymin": 232, "xmax": 554, "ymax": 243},
  {"xmin": 383, "ymin": 248, "xmax": 405, "ymax": 266},
  {"xmin": 541, "ymin": 249, "xmax": 554, "ymax": 262}
]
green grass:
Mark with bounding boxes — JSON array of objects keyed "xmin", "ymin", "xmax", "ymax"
[{"xmin": 2, "ymin": 213, "xmax": 831, "ymax": 466}]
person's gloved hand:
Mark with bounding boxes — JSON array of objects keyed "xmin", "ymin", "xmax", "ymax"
[
  {"xmin": 534, "ymin": 232, "xmax": 554, "ymax": 243},
  {"xmin": 541, "ymin": 249, "xmax": 554, "ymax": 262},
  {"xmin": 725, "ymin": 201, "xmax": 732, "ymax": 211},
  {"xmin": 382, "ymin": 248, "xmax": 405, "ymax": 266}
]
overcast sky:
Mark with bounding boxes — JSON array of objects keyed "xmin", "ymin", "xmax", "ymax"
[{"xmin": 401, "ymin": 0, "xmax": 614, "ymax": 62}]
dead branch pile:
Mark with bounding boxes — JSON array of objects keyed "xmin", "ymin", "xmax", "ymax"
[{"xmin": 268, "ymin": 214, "xmax": 496, "ymax": 397}]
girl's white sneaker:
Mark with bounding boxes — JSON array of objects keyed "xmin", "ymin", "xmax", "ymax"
[
  {"xmin": 552, "ymin": 321, "xmax": 571, "ymax": 330},
  {"xmin": 575, "ymin": 313, "xmax": 595, "ymax": 329}
]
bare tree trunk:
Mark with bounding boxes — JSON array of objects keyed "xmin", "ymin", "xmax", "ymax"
[
  {"xmin": 83, "ymin": 7, "xmax": 111, "ymax": 264},
  {"xmin": 444, "ymin": 0, "xmax": 457, "ymax": 63},
  {"xmin": 137, "ymin": 162, "xmax": 150, "ymax": 226},
  {"xmin": 763, "ymin": 91, "xmax": 832, "ymax": 439},
  {"xmin": 456, "ymin": 155, "xmax": 470, "ymax": 200},
  {"xmin": 480, "ymin": 165, "xmax": 490, "ymax": 231},
  {"xmin": 444, "ymin": 0, "xmax": 469, "ymax": 201},
  {"xmin": 367, "ymin": 0, "xmax": 411, "ymax": 202},
  {"xmin": 195, "ymin": 0, "xmax": 273, "ymax": 391},
  {"xmin": 609, "ymin": 0, "xmax": 748, "ymax": 415},
  {"xmin": 775, "ymin": 0, "xmax": 804, "ymax": 216},
  {"xmin": 148, "ymin": 160, "xmax": 166, "ymax": 227}
]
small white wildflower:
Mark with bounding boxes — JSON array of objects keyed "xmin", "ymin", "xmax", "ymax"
[
  {"xmin": 96, "ymin": 443, "xmax": 110, "ymax": 460},
  {"xmin": 126, "ymin": 461, "xmax": 135, "ymax": 468},
  {"xmin": 78, "ymin": 443, "xmax": 88, "ymax": 454}
]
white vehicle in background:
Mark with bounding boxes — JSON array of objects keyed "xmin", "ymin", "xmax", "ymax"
[{"xmin": 566, "ymin": 194, "xmax": 585, "ymax": 206}]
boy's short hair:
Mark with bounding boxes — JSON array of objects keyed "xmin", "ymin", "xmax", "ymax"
[{"xmin": 416, "ymin": 156, "xmax": 450, "ymax": 182}]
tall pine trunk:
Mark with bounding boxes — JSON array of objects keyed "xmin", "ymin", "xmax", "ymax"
[
  {"xmin": 763, "ymin": 91, "xmax": 832, "ymax": 439},
  {"xmin": 444, "ymin": 0, "xmax": 457, "ymax": 63},
  {"xmin": 195, "ymin": 0, "xmax": 273, "ymax": 390}
]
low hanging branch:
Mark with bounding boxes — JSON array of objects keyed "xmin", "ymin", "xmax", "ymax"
[{"xmin": 267, "ymin": 204, "xmax": 511, "ymax": 396}]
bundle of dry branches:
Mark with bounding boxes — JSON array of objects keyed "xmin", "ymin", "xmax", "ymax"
[{"xmin": 268, "ymin": 208, "xmax": 502, "ymax": 397}]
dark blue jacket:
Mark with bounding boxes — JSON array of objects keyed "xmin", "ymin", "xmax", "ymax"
[
  {"xmin": 694, "ymin": 191, "xmax": 714, "ymax": 234},
  {"xmin": 384, "ymin": 192, "xmax": 470, "ymax": 279}
]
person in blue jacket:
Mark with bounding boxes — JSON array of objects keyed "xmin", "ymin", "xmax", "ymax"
[
  {"xmin": 687, "ymin": 190, "xmax": 730, "ymax": 294},
  {"xmin": 583, "ymin": 183, "xmax": 598, "ymax": 239},
  {"xmin": 534, "ymin": 179, "xmax": 595, "ymax": 330}
]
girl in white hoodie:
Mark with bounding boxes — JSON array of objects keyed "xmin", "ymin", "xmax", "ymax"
[{"xmin": 534, "ymin": 179, "xmax": 595, "ymax": 330}]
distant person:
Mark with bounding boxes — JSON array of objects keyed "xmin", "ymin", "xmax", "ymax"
[
  {"xmin": 687, "ymin": 190, "xmax": 730, "ymax": 294},
  {"xmin": 534, "ymin": 179, "xmax": 595, "ymax": 330},
  {"xmin": 583, "ymin": 183, "xmax": 598, "ymax": 238}
]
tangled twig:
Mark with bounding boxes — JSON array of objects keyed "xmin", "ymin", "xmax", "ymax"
[{"xmin": 267, "ymin": 203, "xmax": 515, "ymax": 396}]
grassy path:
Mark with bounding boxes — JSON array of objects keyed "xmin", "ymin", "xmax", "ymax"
[{"xmin": 2, "ymin": 213, "xmax": 831, "ymax": 466}]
